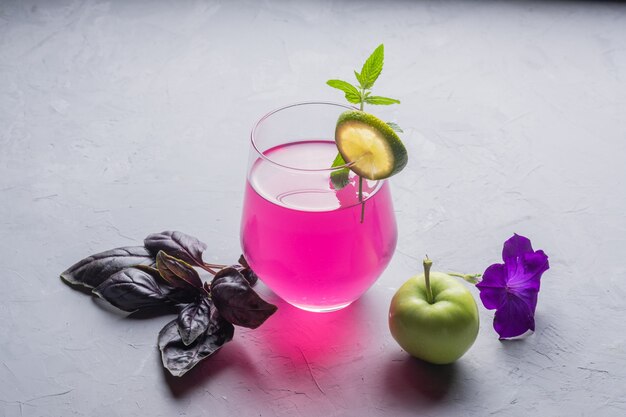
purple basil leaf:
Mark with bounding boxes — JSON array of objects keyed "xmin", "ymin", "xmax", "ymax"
[
  {"xmin": 92, "ymin": 267, "xmax": 173, "ymax": 312},
  {"xmin": 156, "ymin": 251, "xmax": 203, "ymax": 290},
  {"xmin": 133, "ymin": 264, "xmax": 163, "ymax": 279},
  {"xmin": 158, "ymin": 309, "xmax": 234, "ymax": 377},
  {"xmin": 134, "ymin": 264, "xmax": 200, "ymax": 304},
  {"xmin": 166, "ymin": 289, "xmax": 203, "ymax": 305},
  {"xmin": 238, "ymin": 254, "xmax": 250, "ymax": 269},
  {"xmin": 236, "ymin": 255, "xmax": 258, "ymax": 286},
  {"xmin": 145, "ymin": 231, "xmax": 207, "ymax": 267},
  {"xmin": 211, "ymin": 267, "xmax": 277, "ymax": 329},
  {"xmin": 177, "ymin": 298, "xmax": 211, "ymax": 346},
  {"xmin": 60, "ymin": 247, "xmax": 154, "ymax": 289},
  {"xmin": 241, "ymin": 268, "xmax": 259, "ymax": 287}
]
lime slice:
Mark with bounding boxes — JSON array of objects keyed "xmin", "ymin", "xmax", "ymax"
[{"xmin": 335, "ymin": 110, "xmax": 408, "ymax": 180}]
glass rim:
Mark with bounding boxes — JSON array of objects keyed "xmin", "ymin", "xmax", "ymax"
[{"xmin": 250, "ymin": 101, "xmax": 357, "ymax": 172}]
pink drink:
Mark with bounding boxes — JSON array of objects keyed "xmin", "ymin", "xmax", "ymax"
[{"xmin": 240, "ymin": 140, "xmax": 397, "ymax": 312}]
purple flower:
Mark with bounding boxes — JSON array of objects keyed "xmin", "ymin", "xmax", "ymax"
[{"xmin": 476, "ymin": 234, "xmax": 549, "ymax": 339}]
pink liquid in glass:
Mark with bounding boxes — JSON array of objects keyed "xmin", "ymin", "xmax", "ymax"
[{"xmin": 240, "ymin": 140, "xmax": 397, "ymax": 312}]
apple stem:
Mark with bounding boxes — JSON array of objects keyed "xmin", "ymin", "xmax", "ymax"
[{"xmin": 423, "ymin": 256, "xmax": 434, "ymax": 304}]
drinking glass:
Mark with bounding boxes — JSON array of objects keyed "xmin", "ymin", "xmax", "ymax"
[{"xmin": 240, "ymin": 102, "xmax": 397, "ymax": 312}]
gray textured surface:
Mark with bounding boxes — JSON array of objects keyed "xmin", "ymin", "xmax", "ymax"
[{"xmin": 1, "ymin": 1, "xmax": 626, "ymax": 416}]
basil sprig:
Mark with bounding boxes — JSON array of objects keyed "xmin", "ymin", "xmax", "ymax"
[{"xmin": 61, "ymin": 230, "xmax": 276, "ymax": 377}]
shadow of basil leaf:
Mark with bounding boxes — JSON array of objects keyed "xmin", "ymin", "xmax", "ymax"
[
  {"xmin": 177, "ymin": 297, "xmax": 211, "ymax": 346},
  {"xmin": 92, "ymin": 267, "xmax": 178, "ymax": 313},
  {"xmin": 60, "ymin": 246, "xmax": 154, "ymax": 289},
  {"xmin": 145, "ymin": 231, "xmax": 207, "ymax": 268},
  {"xmin": 211, "ymin": 267, "xmax": 277, "ymax": 329},
  {"xmin": 158, "ymin": 310, "xmax": 234, "ymax": 377}
]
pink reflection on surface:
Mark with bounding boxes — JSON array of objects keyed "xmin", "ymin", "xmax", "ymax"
[
  {"xmin": 252, "ymin": 293, "xmax": 376, "ymax": 362},
  {"xmin": 226, "ymin": 291, "xmax": 381, "ymax": 404}
]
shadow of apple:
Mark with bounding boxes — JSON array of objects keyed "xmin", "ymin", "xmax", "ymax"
[{"xmin": 383, "ymin": 352, "xmax": 461, "ymax": 404}]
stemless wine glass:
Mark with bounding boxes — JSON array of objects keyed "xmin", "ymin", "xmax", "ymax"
[{"xmin": 240, "ymin": 102, "xmax": 397, "ymax": 312}]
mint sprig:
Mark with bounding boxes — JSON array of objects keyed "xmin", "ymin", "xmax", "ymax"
[
  {"xmin": 326, "ymin": 44, "xmax": 400, "ymax": 112},
  {"xmin": 326, "ymin": 44, "xmax": 402, "ymax": 194}
]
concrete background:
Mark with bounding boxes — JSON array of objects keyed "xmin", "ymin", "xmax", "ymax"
[{"xmin": 1, "ymin": 0, "xmax": 625, "ymax": 416}]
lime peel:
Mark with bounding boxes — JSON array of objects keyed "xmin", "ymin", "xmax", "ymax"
[{"xmin": 335, "ymin": 110, "xmax": 408, "ymax": 180}]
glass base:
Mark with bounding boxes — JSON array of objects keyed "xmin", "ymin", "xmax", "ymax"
[{"xmin": 289, "ymin": 301, "xmax": 353, "ymax": 313}]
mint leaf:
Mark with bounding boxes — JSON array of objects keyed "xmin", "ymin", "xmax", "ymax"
[
  {"xmin": 386, "ymin": 122, "xmax": 403, "ymax": 133},
  {"xmin": 364, "ymin": 96, "xmax": 400, "ymax": 105},
  {"xmin": 326, "ymin": 80, "xmax": 361, "ymax": 104},
  {"xmin": 330, "ymin": 152, "xmax": 350, "ymax": 190},
  {"xmin": 331, "ymin": 152, "xmax": 346, "ymax": 168},
  {"xmin": 331, "ymin": 170, "xmax": 350, "ymax": 190},
  {"xmin": 354, "ymin": 70, "xmax": 364, "ymax": 88},
  {"xmin": 359, "ymin": 44, "xmax": 384, "ymax": 89}
]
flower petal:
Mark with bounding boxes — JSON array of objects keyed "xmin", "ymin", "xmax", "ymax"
[
  {"xmin": 513, "ymin": 286, "xmax": 540, "ymax": 315},
  {"xmin": 478, "ymin": 286, "xmax": 507, "ymax": 311},
  {"xmin": 493, "ymin": 293, "xmax": 536, "ymax": 339},
  {"xmin": 476, "ymin": 263, "xmax": 508, "ymax": 310},
  {"xmin": 502, "ymin": 234, "xmax": 534, "ymax": 262},
  {"xmin": 507, "ymin": 250, "xmax": 549, "ymax": 291}
]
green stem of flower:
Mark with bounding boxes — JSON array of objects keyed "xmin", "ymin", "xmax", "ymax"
[
  {"xmin": 447, "ymin": 272, "xmax": 482, "ymax": 285},
  {"xmin": 423, "ymin": 256, "xmax": 434, "ymax": 304}
]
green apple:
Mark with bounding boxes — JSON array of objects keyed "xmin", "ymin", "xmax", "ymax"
[{"xmin": 388, "ymin": 258, "xmax": 479, "ymax": 364}]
